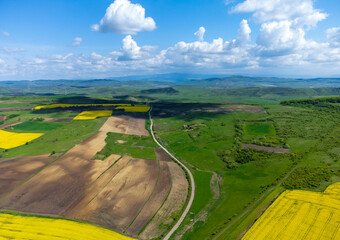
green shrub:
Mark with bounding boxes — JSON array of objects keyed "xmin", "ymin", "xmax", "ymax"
[{"xmin": 283, "ymin": 167, "xmax": 331, "ymax": 189}]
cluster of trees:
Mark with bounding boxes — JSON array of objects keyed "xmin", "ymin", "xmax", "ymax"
[
  {"xmin": 281, "ymin": 96, "xmax": 340, "ymax": 106},
  {"xmin": 282, "ymin": 167, "xmax": 331, "ymax": 189}
]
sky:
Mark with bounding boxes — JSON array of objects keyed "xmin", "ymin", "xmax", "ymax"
[{"xmin": 0, "ymin": 0, "xmax": 340, "ymax": 80}]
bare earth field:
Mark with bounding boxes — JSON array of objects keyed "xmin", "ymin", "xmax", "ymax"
[
  {"xmin": 44, "ymin": 118, "xmax": 73, "ymax": 122},
  {"xmin": 139, "ymin": 149, "xmax": 189, "ymax": 239},
  {"xmin": 0, "ymin": 115, "xmax": 6, "ymax": 121},
  {"xmin": 101, "ymin": 114, "xmax": 149, "ymax": 136},
  {"xmin": 0, "ymin": 122, "xmax": 22, "ymax": 130},
  {"xmin": 0, "ymin": 116, "xmax": 185, "ymax": 238},
  {"xmin": 0, "ymin": 154, "xmax": 58, "ymax": 198},
  {"xmin": 242, "ymin": 143, "xmax": 290, "ymax": 153},
  {"xmin": 0, "ymin": 107, "xmax": 33, "ymax": 111}
]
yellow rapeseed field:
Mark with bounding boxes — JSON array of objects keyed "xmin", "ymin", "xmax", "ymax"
[
  {"xmin": 73, "ymin": 110, "xmax": 113, "ymax": 120},
  {"xmin": 116, "ymin": 105, "xmax": 150, "ymax": 112},
  {"xmin": 0, "ymin": 130, "xmax": 43, "ymax": 149},
  {"xmin": 242, "ymin": 182, "xmax": 340, "ymax": 240},
  {"xmin": 33, "ymin": 103, "xmax": 131, "ymax": 110},
  {"xmin": 0, "ymin": 213, "xmax": 135, "ymax": 240}
]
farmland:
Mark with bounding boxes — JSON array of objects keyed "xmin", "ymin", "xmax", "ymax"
[
  {"xmin": 0, "ymin": 130, "xmax": 43, "ymax": 149},
  {"xmin": 74, "ymin": 110, "xmax": 113, "ymax": 120},
  {"xmin": 242, "ymin": 182, "xmax": 340, "ymax": 240},
  {"xmin": 0, "ymin": 97, "xmax": 189, "ymax": 239},
  {"xmin": 0, "ymin": 212, "xmax": 134, "ymax": 240},
  {"xmin": 0, "ymin": 88, "xmax": 339, "ymax": 239}
]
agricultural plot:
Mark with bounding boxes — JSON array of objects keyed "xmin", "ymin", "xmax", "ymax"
[
  {"xmin": 73, "ymin": 110, "xmax": 112, "ymax": 120},
  {"xmin": 0, "ymin": 130, "xmax": 43, "ymax": 149},
  {"xmin": 0, "ymin": 154, "xmax": 58, "ymax": 198},
  {"xmin": 33, "ymin": 103, "xmax": 149, "ymax": 112},
  {"xmin": 100, "ymin": 114, "xmax": 149, "ymax": 136},
  {"xmin": 0, "ymin": 115, "xmax": 185, "ymax": 239},
  {"xmin": 0, "ymin": 213, "xmax": 134, "ymax": 240},
  {"xmin": 116, "ymin": 105, "xmax": 150, "ymax": 112},
  {"xmin": 242, "ymin": 182, "xmax": 340, "ymax": 240},
  {"xmin": 33, "ymin": 103, "xmax": 132, "ymax": 110}
]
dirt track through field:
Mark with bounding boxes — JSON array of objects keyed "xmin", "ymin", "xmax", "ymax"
[
  {"xmin": 140, "ymin": 150, "xmax": 189, "ymax": 239},
  {"xmin": 0, "ymin": 115, "xmax": 6, "ymax": 121},
  {"xmin": 0, "ymin": 154, "xmax": 58, "ymax": 198}
]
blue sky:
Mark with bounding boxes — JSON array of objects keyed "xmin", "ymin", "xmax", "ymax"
[{"xmin": 0, "ymin": 0, "xmax": 340, "ymax": 80}]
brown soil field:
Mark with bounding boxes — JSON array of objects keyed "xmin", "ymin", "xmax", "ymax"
[
  {"xmin": 0, "ymin": 122, "xmax": 22, "ymax": 130},
  {"xmin": 0, "ymin": 107, "xmax": 33, "ymax": 111},
  {"xmin": 242, "ymin": 143, "xmax": 290, "ymax": 153},
  {"xmin": 139, "ymin": 150, "xmax": 189, "ymax": 240},
  {"xmin": 44, "ymin": 118, "xmax": 73, "ymax": 122},
  {"xmin": 99, "ymin": 114, "xmax": 149, "ymax": 136},
  {"xmin": 125, "ymin": 159, "xmax": 172, "ymax": 236},
  {"xmin": 0, "ymin": 118, "xmax": 114, "ymax": 214},
  {"xmin": 0, "ymin": 116, "xmax": 172, "ymax": 238},
  {"xmin": 0, "ymin": 154, "xmax": 58, "ymax": 198},
  {"xmin": 203, "ymin": 104, "xmax": 266, "ymax": 114},
  {"xmin": 64, "ymin": 157, "xmax": 159, "ymax": 233},
  {"xmin": 0, "ymin": 115, "xmax": 6, "ymax": 121}
]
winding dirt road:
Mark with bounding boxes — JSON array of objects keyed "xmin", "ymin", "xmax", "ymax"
[{"xmin": 148, "ymin": 107, "xmax": 195, "ymax": 240}]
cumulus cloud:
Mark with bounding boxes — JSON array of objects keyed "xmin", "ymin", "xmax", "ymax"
[
  {"xmin": 72, "ymin": 37, "xmax": 83, "ymax": 46},
  {"xmin": 112, "ymin": 35, "xmax": 157, "ymax": 61},
  {"xmin": 326, "ymin": 27, "xmax": 340, "ymax": 47},
  {"xmin": 2, "ymin": 31, "xmax": 10, "ymax": 37},
  {"xmin": 232, "ymin": 0, "xmax": 327, "ymax": 28},
  {"xmin": 236, "ymin": 19, "xmax": 251, "ymax": 45},
  {"xmin": 119, "ymin": 35, "xmax": 141, "ymax": 60},
  {"xmin": 2, "ymin": 1, "xmax": 340, "ymax": 80},
  {"xmin": 92, "ymin": 0, "xmax": 156, "ymax": 35},
  {"xmin": 194, "ymin": 27, "xmax": 206, "ymax": 41}
]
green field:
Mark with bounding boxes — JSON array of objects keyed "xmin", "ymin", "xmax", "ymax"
[
  {"xmin": 0, "ymin": 88, "xmax": 339, "ymax": 240},
  {"xmin": 94, "ymin": 132, "xmax": 159, "ymax": 160}
]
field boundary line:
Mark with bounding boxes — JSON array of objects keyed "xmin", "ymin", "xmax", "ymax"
[{"xmin": 148, "ymin": 106, "xmax": 195, "ymax": 240}]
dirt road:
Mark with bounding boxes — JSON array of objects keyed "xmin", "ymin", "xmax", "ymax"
[{"xmin": 148, "ymin": 107, "xmax": 195, "ymax": 240}]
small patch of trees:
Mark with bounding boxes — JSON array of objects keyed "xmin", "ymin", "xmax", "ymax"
[{"xmin": 282, "ymin": 167, "xmax": 331, "ymax": 189}]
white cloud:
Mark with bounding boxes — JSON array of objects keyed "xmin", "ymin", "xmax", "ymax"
[
  {"xmin": 326, "ymin": 27, "xmax": 340, "ymax": 47},
  {"xmin": 232, "ymin": 0, "xmax": 327, "ymax": 28},
  {"xmin": 72, "ymin": 37, "xmax": 83, "ymax": 46},
  {"xmin": 194, "ymin": 27, "xmax": 206, "ymax": 41},
  {"xmin": 2, "ymin": 32, "xmax": 10, "ymax": 37},
  {"xmin": 3, "ymin": 47, "xmax": 25, "ymax": 54},
  {"xmin": 92, "ymin": 0, "xmax": 156, "ymax": 35},
  {"xmin": 119, "ymin": 35, "xmax": 141, "ymax": 60},
  {"xmin": 236, "ymin": 19, "xmax": 251, "ymax": 45}
]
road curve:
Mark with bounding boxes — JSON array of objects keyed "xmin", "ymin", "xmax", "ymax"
[{"xmin": 148, "ymin": 107, "xmax": 195, "ymax": 240}]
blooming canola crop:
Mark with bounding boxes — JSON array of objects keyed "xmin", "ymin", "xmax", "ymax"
[
  {"xmin": 33, "ymin": 103, "xmax": 132, "ymax": 110},
  {"xmin": 0, "ymin": 130, "xmax": 43, "ymax": 149},
  {"xmin": 242, "ymin": 182, "xmax": 340, "ymax": 240},
  {"xmin": 0, "ymin": 213, "xmax": 135, "ymax": 240},
  {"xmin": 74, "ymin": 110, "xmax": 113, "ymax": 120},
  {"xmin": 116, "ymin": 105, "xmax": 150, "ymax": 112},
  {"xmin": 33, "ymin": 103, "xmax": 150, "ymax": 112}
]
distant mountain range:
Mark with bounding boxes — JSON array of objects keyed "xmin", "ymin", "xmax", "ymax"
[{"xmin": 1, "ymin": 75, "xmax": 340, "ymax": 94}]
